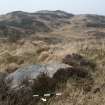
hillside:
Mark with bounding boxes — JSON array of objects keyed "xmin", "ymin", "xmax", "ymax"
[
  {"xmin": 0, "ymin": 11, "xmax": 105, "ymax": 41},
  {"xmin": 0, "ymin": 10, "xmax": 73, "ymax": 40},
  {"xmin": 0, "ymin": 11, "xmax": 105, "ymax": 105}
]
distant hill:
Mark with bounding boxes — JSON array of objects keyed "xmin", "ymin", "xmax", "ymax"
[
  {"xmin": 0, "ymin": 10, "xmax": 73, "ymax": 39},
  {"xmin": 70, "ymin": 14, "xmax": 105, "ymax": 28},
  {"xmin": 0, "ymin": 10, "xmax": 105, "ymax": 41}
]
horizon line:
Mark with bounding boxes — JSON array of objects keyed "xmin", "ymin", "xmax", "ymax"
[{"xmin": 0, "ymin": 9, "xmax": 105, "ymax": 16}]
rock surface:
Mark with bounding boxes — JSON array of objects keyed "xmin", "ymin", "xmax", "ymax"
[{"xmin": 5, "ymin": 62, "xmax": 69, "ymax": 89}]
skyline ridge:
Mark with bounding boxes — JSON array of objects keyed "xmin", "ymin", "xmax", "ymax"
[{"xmin": 1, "ymin": 10, "xmax": 105, "ymax": 16}]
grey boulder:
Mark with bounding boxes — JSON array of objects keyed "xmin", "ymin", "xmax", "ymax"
[{"xmin": 5, "ymin": 63, "xmax": 69, "ymax": 89}]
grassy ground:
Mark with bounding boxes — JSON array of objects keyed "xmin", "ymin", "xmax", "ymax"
[
  {"xmin": 48, "ymin": 39, "xmax": 105, "ymax": 105},
  {"xmin": 0, "ymin": 24, "xmax": 105, "ymax": 104}
]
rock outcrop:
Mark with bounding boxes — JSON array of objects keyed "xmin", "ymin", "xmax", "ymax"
[{"xmin": 5, "ymin": 62, "xmax": 69, "ymax": 89}]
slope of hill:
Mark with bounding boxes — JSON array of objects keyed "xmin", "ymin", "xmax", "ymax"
[
  {"xmin": 0, "ymin": 10, "xmax": 73, "ymax": 40},
  {"xmin": 0, "ymin": 10, "xmax": 105, "ymax": 105},
  {"xmin": 71, "ymin": 14, "xmax": 105, "ymax": 27},
  {"xmin": 0, "ymin": 11, "xmax": 105, "ymax": 42}
]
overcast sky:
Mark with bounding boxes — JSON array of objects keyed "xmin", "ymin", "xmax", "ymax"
[{"xmin": 0, "ymin": 0, "xmax": 104, "ymax": 15}]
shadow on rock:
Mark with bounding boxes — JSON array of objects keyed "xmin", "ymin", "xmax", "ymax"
[{"xmin": 53, "ymin": 67, "xmax": 94, "ymax": 92}]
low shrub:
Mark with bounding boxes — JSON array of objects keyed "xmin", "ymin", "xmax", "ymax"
[
  {"xmin": 32, "ymin": 73, "xmax": 56, "ymax": 96},
  {"xmin": 62, "ymin": 53, "xmax": 96, "ymax": 71}
]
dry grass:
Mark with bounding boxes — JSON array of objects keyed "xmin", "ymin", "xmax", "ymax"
[
  {"xmin": 0, "ymin": 24, "xmax": 105, "ymax": 105},
  {"xmin": 47, "ymin": 38, "xmax": 105, "ymax": 105}
]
